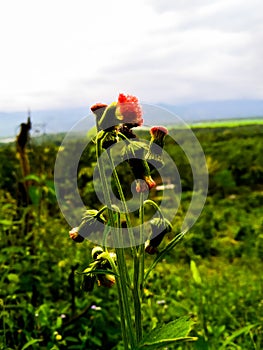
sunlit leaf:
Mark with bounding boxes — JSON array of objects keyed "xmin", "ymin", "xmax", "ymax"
[
  {"xmin": 136, "ymin": 316, "xmax": 197, "ymax": 349},
  {"xmin": 21, "ymin": 339, "xmax": 43, "ymax": 350},
  {"xmin": 190, "ymin": 260, "xmax": 202, "ymax": 285}
]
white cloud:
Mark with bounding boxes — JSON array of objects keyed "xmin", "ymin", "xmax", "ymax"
[{"xmin": 0, "ymin": 0, "xmax": 263, "ymax": 111}]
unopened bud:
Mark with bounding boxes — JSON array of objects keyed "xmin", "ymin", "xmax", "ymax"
[
  {"xmin": 145, "ymin": 218, "xmax": 173, "ymax": 254},
  {"xmin": 91, "ymin": 246, "xmax": 104, "ymax": 260},
  {"xmin": 69, "ymin": 227, "xmax": 84, "ymax": 243},
  {"xmin": 97, "ymin": 273, "xmax": 116, "ymax": 288}
]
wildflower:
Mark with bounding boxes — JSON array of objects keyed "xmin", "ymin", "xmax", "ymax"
[
  {"xmin": 78, "ymin": 209, "xmax": 106, "ymax": 239},
  {"xmin": 145, "ymin": 217, "xmax": 173, "ymax": 254},
  {"xmin": 91, "ymin": 305, "xmax": 102, "ymax": 311},
  {"xmin": 135, "ymin": 176, "xmax": 156, "ymax": 193},
  {"xmin": 97, "ymin": 102, "xmax": 120, "ymax": 130},
  {"xmin": 128, "ymin": 158, "xmax": 156, "ymax": 192},
  {"xmin": 69, "ymin": 227, "xmax": 84, "ymax": 243},
  {"xmin": 117, "ymin": 93, "xmax": 143, "ymax": 126},
  {"xmin": 145, "ymin": 126, "xmax": 168, "ymax": 169},
  {"xmin": 91, "ymin": 246, "xmax": 104, "ymax": 260},
  {"xmin": 90, "ymin": 103, "xmax": 108, "ymax": 120},
  {"xmin": 97, "ymin": 273, "xmax": 116, "ymax": 288},
  {"xmin": 149, "ymin": 126, "xmax": 168, "ymax": 147},
  {"xmin": 55, "ymin": 333, "xmax": 62, "ymax": 341},
  {"xmin": 81, "ymin": 248, "xmax": 116, "ymax": 292}
]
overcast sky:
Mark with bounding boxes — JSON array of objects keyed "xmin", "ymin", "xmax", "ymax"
[{"xmin": 0, "ymin": 0, "xmax": 263, "ymax": 112}]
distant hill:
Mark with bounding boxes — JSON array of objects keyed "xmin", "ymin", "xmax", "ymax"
[
  {"xmin": 159, "ymin": 99, "xmax": 263, "ymax": 122},
  {"xmin": 1, "ymin": 99, "xmax": 263, "ymax": 139}
]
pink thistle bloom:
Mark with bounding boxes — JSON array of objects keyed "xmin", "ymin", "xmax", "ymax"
[
  {"xmin": 117, "ymin": 93, "xmax": 143, "ymax": 126},
  {"xmin": 150, "ymin": 126, "xmax": 168, "ymax": 147},
  {"xmin": 90, "ymin": 103, "xmax": 108, "ymax": 129},
  {"xmin": 90, "ymin": 103, "xmax": 108, "ymax": 113},
  {"xmin": 145, "ymin": 126, "xmax": 169, "ymax": 169}
]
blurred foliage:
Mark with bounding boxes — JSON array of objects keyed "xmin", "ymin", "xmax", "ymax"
[{"xmin": 0, "ymin": 124, "xmax": 263, "ymax": 349}]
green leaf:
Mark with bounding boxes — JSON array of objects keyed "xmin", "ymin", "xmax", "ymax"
[
  {"xmin": 78, "ymin": 269, "xmax": 119, "ymax": 277},
  {"xmin": 190, "ymin": 260, "xmax": 202, "ymax": 285},
  {"xmin": 7, "ymin": 273, "xmax": 20, "ymax": 283},
  {"xmin": 28, "ymin": 186, "xmax": 42, "ymax": 205},
  {"xmin": 218, "ymin": 324, "xmax": 260, "ymax": 350},
  {"xmin": 0, "ymin": 219, "xmax": 13, "ymax": 226},
  {"xmin": 21, "ymin": 338, "xmax": 43, "ymax": 350},
  {"xmin": 64, "ymin": 336, "xmax": 80, "ymax": 342},
  {"xmin": 136, "ymin": 316, "xmax": 197, "ymax": 349},
  {"xmin": 23, "ymin": 174, "xmax": 41, "ymax": 183}
]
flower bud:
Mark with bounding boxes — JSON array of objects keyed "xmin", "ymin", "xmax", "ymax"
[
  {"xmin": 149, "ymin": 126, "xmax": 168, "ymax": 148},
  {"xmin": 97, "ymin": 273, "xmax": 116, "ymax": 288},
  {"xmin": 145, "ymin": 126, "xmax": 168, "ymax": 170},
  {"xmin": 128, "ymin": 158, "xmax": 156, "ymax": 192},
  {"xmin": 78, "ymin": 209, "xmax": 106, "ymax": 239},
  {"xmin": 69, "ymin": 227, "xmax": 84, "ymax": 243},
  {"xmin": 81, "ymin": 267, "xmax": 96, "ymax": 292},
  {"xmin": 98, "ymin": 102, "xmax": 120, "ymax": 131},
  {"xmin": 145, "ymin": 217, "xmax": 173, "ymax": 254},
  {"xmin": 91, "ymin": 246, "xmax": 104, "ymax": 260},
  {"xmin": 90, "ymin": 103, "xmax": 108, "ymax": 127}
]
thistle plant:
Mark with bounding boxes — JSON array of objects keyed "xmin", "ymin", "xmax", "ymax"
[{"xmin": 68, "ymin": 93, "xmax": 197, "ymax": 349}]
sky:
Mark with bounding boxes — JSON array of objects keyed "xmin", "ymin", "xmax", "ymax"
[{"xmin": 0, "ymin": 0, "xmax": 263, "ymax": 112}]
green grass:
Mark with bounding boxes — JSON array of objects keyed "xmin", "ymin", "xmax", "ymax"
[
  {"xmin": 1, "ymin": 122, "xmax": 263, "ymax": 349},
  {"xmin": 190, "ymin": 117, "xmax": 263, "ymax": 128}
]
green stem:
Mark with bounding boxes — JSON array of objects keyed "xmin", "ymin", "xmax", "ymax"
[
  {"xmin": 106, "ymin": 248, "xmax": 129, "ymax": 350},
  {"xmin": 139, "ymin": 192, "xmax": 145, "ymax": 295},
  {"xmin": 132, "ymin": 192, "xmax": 145, "ymax": 343},
  {"xmin": 96, "ymin": 137, "xmax": 136, "ymax": 349},
  {"xmin": 133, "ymin": 251, "xmax": 143, "ymax": 343},
  {"xmin": 143, "ymin": 199, "xmax": 165, "ymax": 219},
  {"xmin": 107, "ymin": 146, "xmax": 144, "ymax": 345},
  {"xmin": 108, "ymin": 153, "xmax": 137, "ymax": 251}
]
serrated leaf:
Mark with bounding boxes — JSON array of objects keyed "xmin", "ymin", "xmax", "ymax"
[{"xmin": 137, "ymin": 316, "xmax": 197, "ymax": 349}]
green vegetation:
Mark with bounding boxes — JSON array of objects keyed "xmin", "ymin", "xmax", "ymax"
[
  {"xmin": 0, "ymin": 123, "xmax": 262, "ymax": 349},
  {"xmin": 190, "ymin": 117, "xmax": 263, "ymax": 128}
]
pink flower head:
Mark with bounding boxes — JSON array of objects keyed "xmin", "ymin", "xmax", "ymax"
[
  {"xmin": 150, "ymin": 126, "xmax": 168, "ymax": 138},
  {"xmin": 90, "ymin": 103, "xmax": 108, "ymax": 126},
  {"xmin": 149, "ymin": 126, "xmax": 168, "ymax": 148},
  {"xmin": 117, "ymin": 93, "xmax": 143, "ymax": 126},
  {"xmin": 90, "ymin": 103, "xmax": 108, "ymax": 113},
  {"xmin": 136, "ymin": 176, "xmax": 156, "ymax": 193}
]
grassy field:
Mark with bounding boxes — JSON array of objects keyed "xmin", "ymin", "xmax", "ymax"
[
  {"xmin": 0, "ymin": 121, "xmax": 262, "ymax": 349},
  {"xmin": 190, "ymin": 117, "xmax": 263, "ymax": 128}
]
